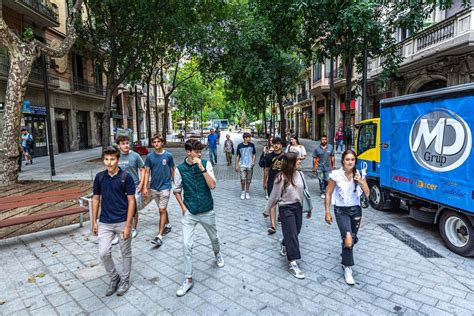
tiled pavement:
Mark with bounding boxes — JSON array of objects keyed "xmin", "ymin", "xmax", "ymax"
[
  {"xmin": 1, "ymin": 176, "xmax": 474, "ymax": 315},
  {"xmin": 5, "ymin": 132, "xmax": 474, "ymax": 315}
]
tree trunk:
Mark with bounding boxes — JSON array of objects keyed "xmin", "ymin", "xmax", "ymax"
[
  {"xmin": 262, "ymin": 99, "xmax": 267, "ymax": 137},
  {"xmin": 0, "ymin": 49, "xmax": 35, "ymax": 187},
  {"xmin": 154, "ymin": 75, "xmax": 159, "ymax": 135},
  {"xmin": 102, "ymin": 84, "xmax": 114, "ymax": 149},
  {"xmin": 162, "ymin": 94, "xmax": 169, "ymax": 139},
  {"xmin": 277, "ymin": 94, "xmax": 286, "ymax": 147},
  {"xmin": 344, "ymin": 55, "xmax": 353, "ymax": 150},
  {"xmin": 146, "ymin": 78, "xmax": 152, "ymax": 146}
]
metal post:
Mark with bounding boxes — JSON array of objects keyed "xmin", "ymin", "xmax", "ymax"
[
  {"xmin": 42, "ymin": 54, "xmax": 55, "ymax": 176},
  {"xmin": 362, "ymin": 40, "xmax": 368, "ymax": 120},
  {"xmin": 329, "ymin": 57, "xmax": 335, "ymax": 147},
  {"xmin": 134, "ymin": 85, "xmax": 141, "ymax": 144}
]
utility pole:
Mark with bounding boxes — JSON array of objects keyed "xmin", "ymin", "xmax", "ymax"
[
  {"xmin": 42, "ymin": 54, "xmax": 55, "ymax": 176},
  {"xmin": 154, "ymin": 72, "xmax": 159, "ymax": 136}
]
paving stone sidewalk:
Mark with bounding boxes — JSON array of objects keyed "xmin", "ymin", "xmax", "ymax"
[{"xmin": 1, "ymin": 176, "xmax": 474, "ymax": 315}]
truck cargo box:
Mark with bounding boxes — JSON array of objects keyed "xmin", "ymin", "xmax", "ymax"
[{"xmin": 380, "ymin": 84, "xmax": 474, "ymax": 213}]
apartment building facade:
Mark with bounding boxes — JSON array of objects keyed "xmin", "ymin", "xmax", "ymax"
[
  {"xmin": 285, "ymin": 1, "xmax": 473, "ymax": 142},
  {"xmin": 0, "ymin": 0, "xmax": 170, "ymax": 156}
]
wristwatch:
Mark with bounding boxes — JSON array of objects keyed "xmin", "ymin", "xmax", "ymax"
[{"xmin": 200, "ymin": 169, "xmax": 207, "ymax": 174}]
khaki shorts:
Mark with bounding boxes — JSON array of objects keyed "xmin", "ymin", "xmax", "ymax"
[
  {"xmin": 151, "ymin": 189, "xmax": 170, "ymax": 209},
  {"xmin": 239, "ymin": 166, "xmax": 253, "ymax": 182}
]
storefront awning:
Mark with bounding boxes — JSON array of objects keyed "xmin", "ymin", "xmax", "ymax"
[{"xmin": 340, "ymin": 99, "xmax": 356, "ymax": 111}]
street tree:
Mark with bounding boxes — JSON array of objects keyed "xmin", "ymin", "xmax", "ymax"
[
  {"xmin": 0, "ymin": 0, "xmax": 83, "ymax": 186},
  {"xmin": 77, "ymin": 0, "xmax": 158, "ymax": 148}
]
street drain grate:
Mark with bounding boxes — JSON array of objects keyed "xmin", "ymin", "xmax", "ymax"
[{"xmin": 378, "ymin": 223, "xmax": 443, "ymax": 258}]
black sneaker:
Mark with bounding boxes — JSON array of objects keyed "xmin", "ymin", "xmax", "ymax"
[
  {"xmin": 267, "ymin": 227, "xmax": 276, "ymax": 235},
  {"xmin": 116, "ymin": 278, "xmax": 131, "ymax": 296},
  {"xmin": 163, "ymin": 225, "xmax": 172, "ymax": 235},
  {"xmin": 106, "ymin": 276, "xmax": 121, "ymax": 296},
  {"xmin": 151, "ymin": 236, "xmax": 163, "ymax": 246}
]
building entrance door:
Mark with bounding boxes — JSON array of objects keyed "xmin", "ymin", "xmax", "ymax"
[{"xmin": 76, "ymin": 111, "xmax": 89, "ymax": 149}]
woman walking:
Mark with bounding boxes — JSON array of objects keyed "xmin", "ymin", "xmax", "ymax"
[
  {"xmin": 223, "ymin": 134, "xmax": 234, "ymax": 166},
  {"xmin": 324, "ymin": 149, "xmax": 369, "ymax": 285},
  {"xmin": 264, "ymin": 152, "xmax": 311, "ymax": 279},
  {"xmin": 285, "ymin": 135, "xmax": 307, "ymax": 160}
]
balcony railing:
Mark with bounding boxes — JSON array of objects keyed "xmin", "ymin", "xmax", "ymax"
[
  {"xmin": 284, "ymin": 99, "xmax": 294, "ymax": 107},
  {"xmin": 17, "ymin": 0, "xmax": 59, "ymax": 23},
  {"xmin": 73, "ymin": 77, "xmax": 105, "ymax": 96},
  {"xmin": 369, "ymin": 8, "xmax": 474, "ymax": 75},
  {"xmin": 297, "ymin": 91, "xmax": 308, "ymax": 102},
  {"xmin": 0, "ymin": 54, "xmax": 59, "ymax": 87}
]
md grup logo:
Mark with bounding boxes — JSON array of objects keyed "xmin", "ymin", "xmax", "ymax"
[{"xmin": 409, "ymin": 109, "xmax": 472, "ymax": 172}]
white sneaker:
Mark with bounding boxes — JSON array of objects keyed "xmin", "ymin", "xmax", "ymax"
[
  {"xmin": 111, "ymin": 234, "xmax": 119, "ymax": 245},
  {"xmin": 240, "ymin": 191, "xmax": 245, "ymax": 200},
  {"xmin": 289, "ymin": 261, "xmax": 305, "ymax": 279},
  {"xmin": 245, "ymin": 192, "xmax": 250, "ymax": 200},
  {"xmin": 320, "ymin": 194, "xmax": 326, "ymax": 199},
  {"xmin": 176, "ymin": 280, "xmax": 193, "ymax": 297},
  {"xmin": 343, "ymin": 266, "xmax": 355, "ymax": 285},
  {"xmin": 215, "ymin": 252, "xmax": 225, "ymax": 268},
  {"xmin": 279, "ymin": 239, "xmax": 287, "ymax": 256},
  {"xmin": 131, "ymin": 228, "xmax": 138, "ymax": 239}
]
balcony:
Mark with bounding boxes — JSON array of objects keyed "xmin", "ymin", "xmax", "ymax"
[
  {"xmin": 4, "ymin": 0, "xmax": 60, "ymax": 27},
  {"xmin": 0, "ymin": 54, "xmax": 59, "ymax": 88},
  {"xmin": 283, "ymin": 99, "xmax": 294, "ymax": 107},
  {"xmin": 73, "ymin": 77, "xmax": 105, "ymax": 97},
  {"xmin": 369, "ymin": 8, "xmax": 474, "ymax": 76},
  {"xmin": 297, "ymin": 91, "xmax": 309, "ymax": 103}
]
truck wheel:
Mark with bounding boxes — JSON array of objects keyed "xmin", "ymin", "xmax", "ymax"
[
  {"xmin": 368, "ymin": 181, "xmax": 385, "ymax": 210},
  {"xmin": 439, "ymin": 211, "xmax": 474, "ymax": 257}
]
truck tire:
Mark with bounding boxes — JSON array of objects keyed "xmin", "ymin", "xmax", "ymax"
[
  {"xmin": 368, "ymin": 181, "xmax": 385, "ymax": 210},
  {"xmin": 439, "ymin": 211, "xmax": 474, "ymax": 257}
]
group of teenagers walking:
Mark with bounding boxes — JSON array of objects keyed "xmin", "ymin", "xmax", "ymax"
[{"xmin": 91, "ymin": 131, "xmax": 369, "ymax": 299}]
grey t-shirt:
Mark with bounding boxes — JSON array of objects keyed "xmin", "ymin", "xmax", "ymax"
[
  {"xmin": 312, "ymin": 144, "xmax": 334, "ymax": 171},
  {"xmin": 118, "ymin": 150, "xmax": 145, "ymax": 185}
]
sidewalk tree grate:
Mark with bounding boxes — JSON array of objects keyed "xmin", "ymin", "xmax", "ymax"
[{"xmin": 378, "ymin": 223, "xmax": 443, "ymax": 258}]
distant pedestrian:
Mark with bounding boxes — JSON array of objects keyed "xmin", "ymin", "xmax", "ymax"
[
  {"xmin": 264, "ymin": 152, "xmax": 311, "ymax": 279},
  {"xmin": 285, "ymin": 135, "xmax": 307, "ymax": 160},
  {"xmin": 173, "ymin": 139, "xmax": 224, "ymax": 297},
  {"xmin": 263, "ymin": 137, "xmax": 284, "ymax": 234},
  {"xmin": 116, "ymin": 135, "xmax": 146, "ymax": 243},
  {"xmin": 235, "ymin": 132, "xmax": 256, "ymax": 200},
  {"xmin": 207, "ymin": 128, "xmax": 219, "ymax": 165},
  {"xmin": 20, "ymin": 128, "xmax": 33, "ymax": 165},
  {"xmin": 324, "ymin": 149, "xmax": 369, "ymax": 285},
  {"xmin": 143, "ymin": 135, "xmax": 175, "ymax": 247},
  {"xmin": 259, "ymin": 136, "xmax": 274, "ymax": 199},
  {"xmin": 335, "ymin": 128, "xmax": 345, "ymax": 153},
  {"xmin": 92, "ymin": 146, "xmax": 136, "ymax": 296},
  {"xmin": 312, "ymin": 135, "xmax": 335, "ymax": 198},
  {"xmin": 223, "ymin": 134, "xmax": 234, "ymax": 166}
]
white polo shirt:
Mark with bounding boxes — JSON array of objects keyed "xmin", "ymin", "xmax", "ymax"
[{"xmin": 329, "ymin": 168, "xmax": 363, "ymax": 207}]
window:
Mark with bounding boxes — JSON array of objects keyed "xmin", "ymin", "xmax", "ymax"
[
  {"xmin": 312, "ymin": 63, "xmax": 321, "ymax": 83},
  {"xmin": 357, "ymin": 123, "xmax": 377, "ymax": 155},
  {"xmin": 324, "ymin": 58, "xmax": 331, "ymax": 78}
]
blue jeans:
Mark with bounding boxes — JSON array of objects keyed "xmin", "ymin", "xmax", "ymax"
[
  {"xmin": 209, "ymin": 147, "xmax": 218, "ymax": 164},
  {"xmin": 336, "ymin": 140, "xmax": 344, "ymax": 152},
  {"xmin": 316, "ymin": 169, "xmax": 330, "ymax": 194}
]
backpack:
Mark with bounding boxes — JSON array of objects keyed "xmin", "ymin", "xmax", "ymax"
[
  {"xmin": 97, "ymin": 170, "xmax": 129, "ymax": 195},
  {"xmin": 26, "ymin": 135, "xmax": 35, "ymax": 149},
  {"xmin": 258, "ymin": 152, "xmax": 266, "ymax": 168}
]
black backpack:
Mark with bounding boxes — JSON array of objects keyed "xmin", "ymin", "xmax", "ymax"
[{"xmin": 97, "ymin": 170, "xmax": 129, "ymax": 195}]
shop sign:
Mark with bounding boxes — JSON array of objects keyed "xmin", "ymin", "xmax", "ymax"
[
  {"xmin": 22, "ymin": 100, "xmax": 31, "ymax": 113},
  {"xmin": 317, "ymin": 107, "xmax": 325, "ymax": 114},
  {"xmin": 30, "ymin": 105, "xmax": 47, "ymax": 115}
]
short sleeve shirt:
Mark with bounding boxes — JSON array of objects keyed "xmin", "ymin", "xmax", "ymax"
[
  {"xmin": 264, "ymin": 152, "xmax": 284, "ymax": 184},
  {"xmin": 118, "ymin": 151, "xmax": 144, "ymax": 185},
  {"xmin": 93, "ymin": 168, "xmax": 136, "ymax": 223},
  {"xmin": 286, "ymin": 145, "xmax": 307, "ymax": 159},
  {"xmin": 236, "ymin": 142, "xmax": 256, "ymax": 167},
  {"xmin": 312, "ymin": 144, "xmax": 334, "ymax": 171},
  {"xmin": 145, "ymin": 150, "xmax": 175, "ymax": 191},
  {"xmin": 21, "ymin": 133, "xmax": 32, "ymax": 147},
  {"xmin": 207, "ymin": 134, "xmax": 219, "ymax": 149},
  {"xmin": 328, "ymin": 168, "xmax": 363, "ymax": 207}
]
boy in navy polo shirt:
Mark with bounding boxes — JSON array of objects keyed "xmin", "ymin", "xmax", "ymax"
[{"xmin": 92, "ymin": 146, "xmax": 136, "ymax": 297}]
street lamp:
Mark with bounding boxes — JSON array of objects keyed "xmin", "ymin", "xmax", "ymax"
[{"xmin": 42, "ymin": 53, "xmax": 55, "ymax": 177}]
